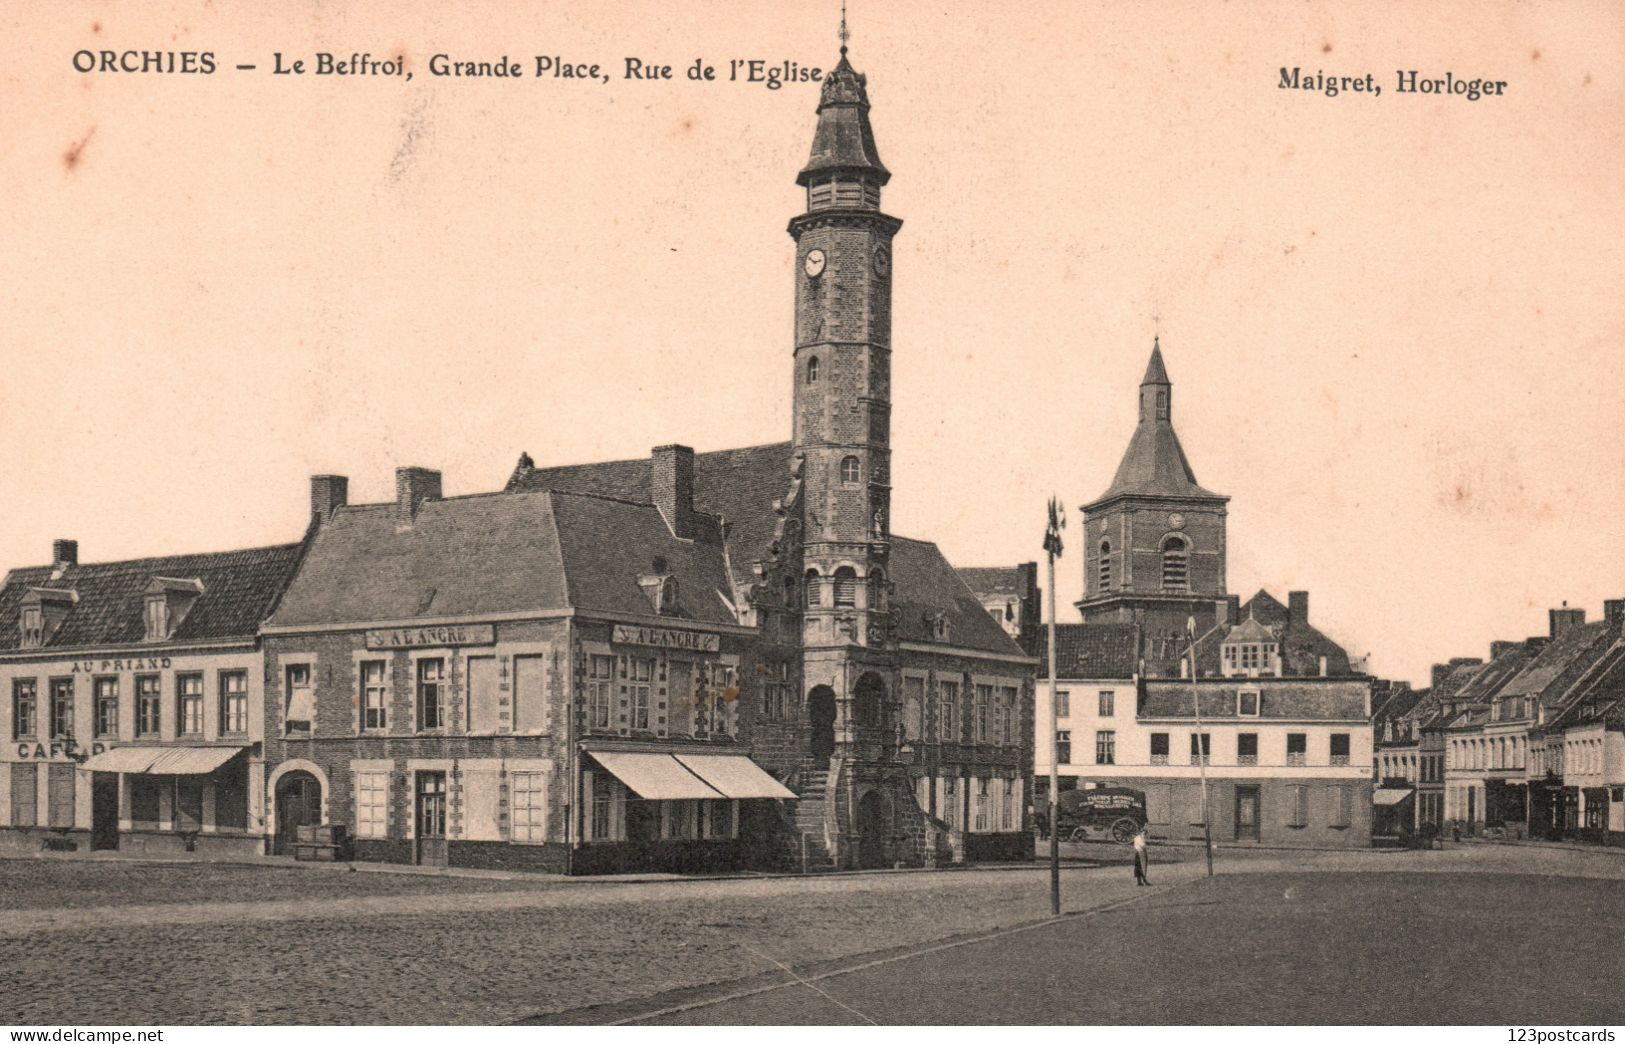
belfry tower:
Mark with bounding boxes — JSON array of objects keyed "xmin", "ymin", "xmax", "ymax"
[
  {"xmin": 791, "ymin": 43, "xmax": 901, "ymax": 667},
  {"xmin": 1077, "ymin": 340, "xmax": 1231, "ymax": 636}
]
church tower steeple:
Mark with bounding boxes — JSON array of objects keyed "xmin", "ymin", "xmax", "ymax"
[
  {"xmin": 1078, "ymin": 339, "xmax": 1230, "ymax": 632},
  {"xmin": 790, "ymin": 38, "xmax": 901, "ymax": 653}
]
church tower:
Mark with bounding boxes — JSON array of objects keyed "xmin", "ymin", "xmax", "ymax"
[
  {"xmin": 1077, "ymin": 340, "xmax": 1230, "ymax": 635},
  {"xmin": 790, "ymin": 44, "xmax": 901, "ymax": 660}
]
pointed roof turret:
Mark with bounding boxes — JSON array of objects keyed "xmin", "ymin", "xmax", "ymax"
[
  {"xmin": 1142, "ymin": 337, "xmax": 1170, "ymax": 385},
  {"xmin": 797, "ymin": 49, "xmax": 889, "ymax": 188},
  {"xmin": 1086, "ymin": 339, "xmax": 1226, "ymax": 506}
]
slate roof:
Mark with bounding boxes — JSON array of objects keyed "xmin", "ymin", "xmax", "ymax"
[
  {"xmin": 1541, "ymin": 636, "xmax": 1625, "ymax": 731},
  {"xmin": 1497, "ymin": 621, "xmax": 1613, "ymax": 701},
  {"xmin": 1445, "ymin": 639, "xmax": 1546, "ymax": 713},
  {"xmin": 797, "ymin": 55, "xmax": 889, "ymax": 186},
  {"xmin": 1087, "ymin": 344, "xmax": 1224, "ymax": 506},
  {"xmin": 957, "ymin": 566, "xmax": 1026, "ymax": 598},
  {"xmin": 268, "ymin": 489, "xmax": 740, "ymax": 630},
  {"xmin": 1034, "ymin": 623, "xmax": 1141, "ymax": 680},
  {"xmin": 1139, "ymin": 678, "xmax": 1369, "ymax": 721},
  {"xmin": 506, "ymin": 441, "xmax": 1025, "ymax": 657},
  {"xmin": 0, "ymin": 542, "xmax": 306, "ymax": 651},
  {"xmin": 508, "ymin": 442, "xmax": 793, "ymax": 594},
  {"xmin": 1137, "ymin": 589, "xmax": 1355, "ymax": 679},
  {"xmin": 888, "ymin": 538, "xmax": 1026, "ymax": 656}
]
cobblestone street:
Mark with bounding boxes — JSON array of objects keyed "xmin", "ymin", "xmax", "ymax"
[{"xmin": 3, "ymin": 844, "xmax": 1622, "ymax": 1024}]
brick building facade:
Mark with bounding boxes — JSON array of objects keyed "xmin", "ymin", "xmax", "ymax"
[{"xmin": 256, "ymin": 46, "xmax": 1036, "ymax": 874}]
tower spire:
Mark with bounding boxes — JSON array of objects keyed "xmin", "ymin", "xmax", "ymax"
[{"xmin": 839, "ymin": 0, "xmax": 849, "ymax": 55}]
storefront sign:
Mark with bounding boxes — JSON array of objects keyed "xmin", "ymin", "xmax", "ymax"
[
  {"xmin": 15, "ymin": 739, "xmax": 113, "ymax": 761},
  {"xmin": 612, "ymin": 624, "xmax": 720, "ymax": 653},
  {"xmin": 69, "ymin": 657, "xmax": 172, "ymax": 674},
  {"xmin": 365, "ymin": 624, "xmax": 496, "ymax": 649}
]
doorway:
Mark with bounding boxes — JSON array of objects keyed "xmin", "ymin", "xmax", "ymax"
[
  {"xmin": 1234, "ymin": 785, "xmax": 1261, "ymax": 842},
  {"xmin": 808, "ymin": 686, "xmax": 837, "ymax": 761},
  {"xmin": 855, "ymin": 789, "xmax": 888, "ymax": 869},
  {"xmin": 274, "ymin": 771, "xmax": 322, "ymax": 855},
  {"xmin": 91, "ymin": 772, "xmax": 120, "ymax": 851},
  {"xmin": 415, "ymin": 771, "xmax": 448, "ymax": 866}
]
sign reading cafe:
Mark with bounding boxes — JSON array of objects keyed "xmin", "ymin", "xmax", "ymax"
[
  {"xmin": 365, "ymin": 624, "xmax": 496, "ymax": 650},
  {"xmin": 612, "ymin": 624, "xmax": 720, "ymax": 653}
]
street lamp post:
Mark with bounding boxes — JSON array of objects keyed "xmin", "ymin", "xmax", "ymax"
[
  {"xmin": 1187, "ymin": 616, "xmax": 1221, "ymax": 877},
  {"xmin": 1043, "ymin": 497, "xmax": 1066, "ymax": 916}
]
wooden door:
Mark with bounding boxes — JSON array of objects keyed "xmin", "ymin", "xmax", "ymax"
[
  {"xmin": 415, "ymin": 771, "xmax": 448, "ymax": 866},
  {"xmin": 1234, "ymin": 785, "xmax": 1261, "ymax": 841}
]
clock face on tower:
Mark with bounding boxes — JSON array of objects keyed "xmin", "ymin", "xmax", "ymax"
[
  {"xmin": 804, "ymin": 249, "xmax": 826, "ymax": 278},
  {"xmin": 1168, "ymin": 512, "xmax": 1186, "ymax": 530}
]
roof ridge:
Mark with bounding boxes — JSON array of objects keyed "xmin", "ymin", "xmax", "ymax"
[{"xmin": 8, "ymin": 541, "xmax": 305, "ymax": 575}]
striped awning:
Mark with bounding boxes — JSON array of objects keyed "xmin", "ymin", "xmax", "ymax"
[
  {"xmin": 1372, "ymin": 787, "xmax": 1415, "ymax": 807},
  {"xmin": 80, "ymin": 746, "xmax": 245, "ymax": 775},
  {"xmin": 675, "ymin": 754, "xmax": 796, "ymax": 800},
  {"xmin": 590, "ymin": 752, "xmax": 724, "ymax": 800}
]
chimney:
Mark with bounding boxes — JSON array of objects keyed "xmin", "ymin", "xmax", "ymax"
[
  {"xmin": 1489, "ymin": 639, "xmax": 1519, "ymax": 660},
  {"xmin": 1288, "ymin": 591, "xmax": 1309, "ymax": 626},
  {"xmin": 1226, "ymin": 595, "xmax": 1241, "ymax": 626},
  {"xmin": 310, "ymin": 475, "xmax": 349, "ymax": 521},
  {"xmin": 395, "ymin": 467, "xmax": 442, "ymax": 524},
  {"xmin": 1548, "ymin": 604, "xmax": 1585, "ymax": 639},
  {"xmin": 1605, "ymin": 599, "xmax": 1625, "ymax": 627},
  {"xmin": 651, "ymin": 445, "xmax": 696, "ymax": 539},
  {"xmin": 1430, "ymin": 663, "xmax": 1451, "ymax": 690},
  {"xmin": 51, "ymin": 539, "xmax": 78, "ymax": 569}
]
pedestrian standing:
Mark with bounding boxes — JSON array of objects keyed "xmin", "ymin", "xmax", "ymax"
[{"xmin": 1132, "ymin": 826, "xmax": 1150, "ymax": 886}]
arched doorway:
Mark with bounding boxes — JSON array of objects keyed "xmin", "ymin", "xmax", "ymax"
[
  {"xmin": 808, "ymin": 685, "xmax": 837, "ymax": 760},
  {"xmin": 853, "ymin": 672, "xmax": 886, "ymax": 729},
  {"xmin": 856, "ymin": 789, "xmax": 888, "ymax": 869},
  {"xmin": 274, "ymin": 770, "xmax": 322, "ymax": 855}
]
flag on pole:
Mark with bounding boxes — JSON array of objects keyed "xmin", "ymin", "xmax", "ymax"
[{"xmin": 1043, "ymin": 496, "xmax": 1066, "ymax": 557}]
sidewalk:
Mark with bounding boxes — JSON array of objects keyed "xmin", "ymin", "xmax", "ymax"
[{"xmin": 8, "ymin": 844, "xmax": 1099, "ymax": 886}]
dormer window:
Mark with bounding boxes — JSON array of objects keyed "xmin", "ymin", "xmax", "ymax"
[
  {"xmin": 637, "ymin": 572, "xmax": 680, "ymax": 615},
  {"xmin": 19, "ymin": 587, "xmax": 77, "ymax": 649},
  {"xmin": 141, "ymin": 577, "xmax": 204, "ymax": 642},
  {"xmin": 20, "ymin": 606, "xmax": 42, "ymax": 649},
  {"xmin": 1237, "ymin": 688, "xmax": 1261, "ymax": 716},
  {"xmin": 144, "ymin": 596, "xmax": 169, "ymax": 642},
  {"xmin": 931, "ymin": 611, "xmax": 952, "ymax": 644}
]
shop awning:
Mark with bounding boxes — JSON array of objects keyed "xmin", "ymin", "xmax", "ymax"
[
  {"xmin": 590, "ymin": 752, "xmax": 723, "ymax": 800},
  {"xmin": 675, "ymin": 754, "xmax": 796, "ymax": 800},
  {"xmin": 1373, "ymin": 787, "xmax": 1416, "ymax": 807},
  {"xmin": 81, "ymin": 746, "xmax": 245, "ymax": 775}
]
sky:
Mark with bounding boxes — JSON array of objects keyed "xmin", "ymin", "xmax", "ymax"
[{"xmin": 1, "ymin": 1, "xmax": 1622, "ymax": 685}]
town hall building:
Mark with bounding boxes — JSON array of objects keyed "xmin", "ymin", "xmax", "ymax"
[{"xmin": 255, "ymin": 44, "xmax": 1036, "ymax": 874}]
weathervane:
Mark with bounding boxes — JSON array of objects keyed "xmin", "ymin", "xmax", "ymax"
[{"xmin": 839, "ymin": 0, "xmax": 850, "ymax": 55}]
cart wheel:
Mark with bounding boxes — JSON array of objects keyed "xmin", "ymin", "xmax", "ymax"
[
  {"xmin": 1110, "ymin": 818, "xmax": 1139, "ymax": 844},
  {"xmin": 1068, "ymin": 826, "xmax": 1090, "ymax": 843}
]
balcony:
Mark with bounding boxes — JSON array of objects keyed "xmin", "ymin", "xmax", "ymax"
[
  {"xmin": 1287, "ymin": 753, "xmax": 1306, "ymax": 766},
  {"xmin": 1238, "ymin": 754, "xmax": 1257, "ymax": 766},
  {"xmin": 1330, "ymin": 755, "xmax": 1349, "ymax": 766},
  {"xmin": 1150, "ymin": 754, "xmax": 1168, "ymax": 766}
]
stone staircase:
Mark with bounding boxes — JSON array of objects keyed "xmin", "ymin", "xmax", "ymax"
[{"xmin": 791, "ymin": 757, "xmax": 837, "ymax": 871}]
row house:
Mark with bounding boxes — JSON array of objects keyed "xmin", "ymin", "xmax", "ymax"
[
  {"xmin": 1014, "ymin": 592, "xmax": 1374, "ymax": 848},
  {"xmin": 0, "ymin": 537, "xmax": 305, "ymax": 857},
  {"xmin": 1422, "ymin": 600, "xmax": 1624, "ymax": 840},
  {"xmin": 1542, "ymin": 642, "xmax": 1625, "ymax": 843},
  {"xmin": 1370, "ymin": 681, "xmax": 1421, "ymax": 835}
]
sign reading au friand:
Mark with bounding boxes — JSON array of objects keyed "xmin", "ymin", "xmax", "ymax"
[
  {"xmin": 612, "ymin": 624, "xmax": 720, "ymax": 653},
  {"xmin": 365, "ymin": 624, "xmax": 496, "ymax": 649}
]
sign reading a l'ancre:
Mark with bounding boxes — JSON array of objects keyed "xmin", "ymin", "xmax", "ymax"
[{"xmin": 365, "ymin": 624, "xmax": 496, "ymax": 650}]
